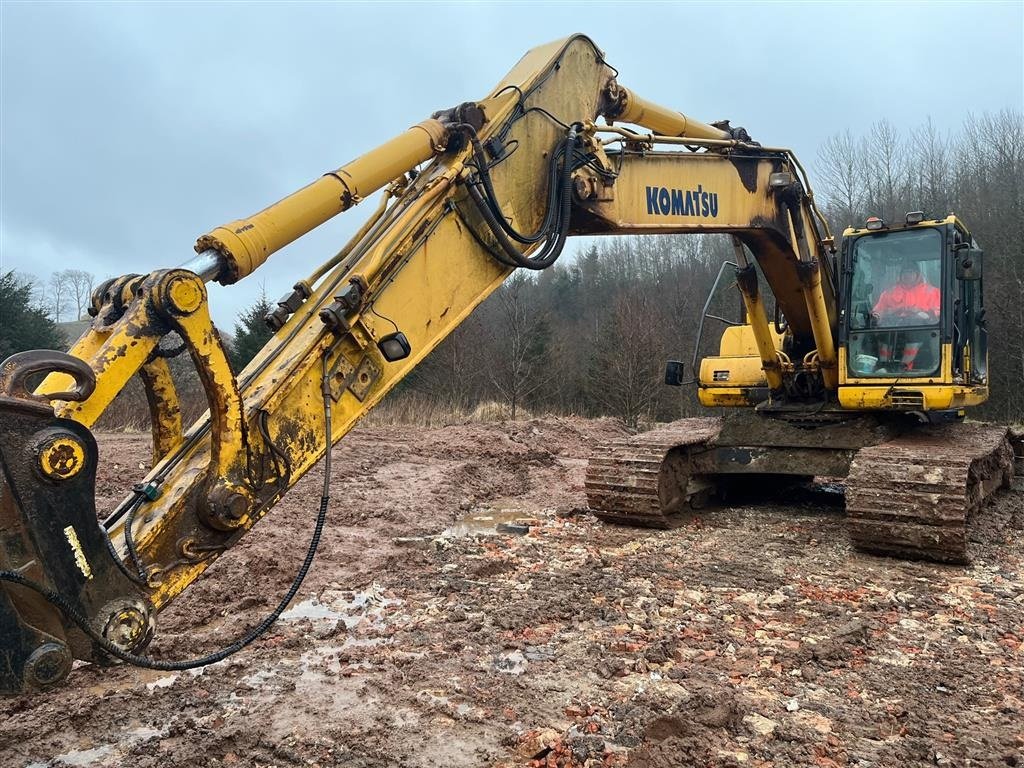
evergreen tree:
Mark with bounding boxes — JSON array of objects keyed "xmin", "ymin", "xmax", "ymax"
[
  {"xmin": 229, "ymin": 292, "xmax": 274, "ymax": 372},
  {"xmin": 0, "ymin": 271, "xmax": 65, "ymax": 359}
]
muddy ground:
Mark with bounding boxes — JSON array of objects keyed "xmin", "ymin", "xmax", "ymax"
[{"xmin": 2, "ymin": 418, "xmax": 1022, "ymax": 768}]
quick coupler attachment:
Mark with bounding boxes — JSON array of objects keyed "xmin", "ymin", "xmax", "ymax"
[{"xmin": 0, "ymin": 351, "xmax": 153, "ymax": 694}]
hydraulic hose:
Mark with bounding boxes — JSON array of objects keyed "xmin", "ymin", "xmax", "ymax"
[
  {"xmin": 466, "ymin": 132, "xmax": 563, "ymax": 245},
  {"xmin": 466, "ymin": 124, "xmax": 580, "ymax": 271}
]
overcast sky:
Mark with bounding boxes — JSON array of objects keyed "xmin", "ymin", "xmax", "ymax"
[{"xmin": 2, "ymin": 1, "xmax": 1021, "ymax": 329}]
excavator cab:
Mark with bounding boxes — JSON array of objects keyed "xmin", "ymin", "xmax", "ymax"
[{"xmin": 837, "ymin": 213, "xmax": 988, "ymax": 413}]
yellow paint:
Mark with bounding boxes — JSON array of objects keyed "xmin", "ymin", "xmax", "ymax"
[
  {"xmin": 720, "ymin": 325, "xmax": 783, "ymax": 357},
  {"xmin": 798, "ymin": 258, "xmax": 839, "ymax": 390},
  {"xmin": 700, "ymin": 355, "xmax": 770, "ymax": 387},
  {"xmin": 698, "ymin": 387, "xmax": 758, "ymax": 407},
  {"xmin": 167, "ymin": 276, "xmax": 203, "ymax": 313},
  {"xmin": 837, "ymin": 385, "xmax": 986, "ymax": 411},
  {"xmin": 735, "ymin": 287, "xmax": 784, "ymax": 391},
  {"xmin": 842, "ymin": 213, "xmax": 960, "ymax": 239},
  {"xmin": 195, "ymin": 120, "xmax": 451, "ymax": 284},
  {"xmin": 574, "ymin": 152, "xmax": 836, "ymax": 353},
  {"xmin": 63, "ymin": 525, "xmax": 93, "ymax": 580},
  {"xmin": 38, "ymin": 436, "xmax": 86, "ymax": 480},
  {"xmin": 607, "ymin": 83, "xmax": 731, "ymax": 140},
  {"xmin": 838, "ymin": 343, "xmax": 986, "ymax": 410},
  {"xmin": 697, "ymin": 325, "xmax": 787, "ymax": 405},
  {"xmin": 139, "ymin": 356, "xmax": 183, "ymax": 465}
]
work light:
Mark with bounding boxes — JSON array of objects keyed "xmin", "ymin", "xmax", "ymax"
[{"xmin": 377, "ymin": 332, "xmax": 412, "ymax": 362}]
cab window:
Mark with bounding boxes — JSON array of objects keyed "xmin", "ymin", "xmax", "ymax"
[{"xmin": 847, "ymin": 228, "xmax": 942, "ymax": 377}]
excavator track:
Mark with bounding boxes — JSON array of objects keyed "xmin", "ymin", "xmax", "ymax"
[
  {"xmin": 585, "ymin": 418, "xmax": 721, "ymax": 528},
  {"xmin": 846, "ymin": 423, "xmax": 1015, "ymax": 564}
]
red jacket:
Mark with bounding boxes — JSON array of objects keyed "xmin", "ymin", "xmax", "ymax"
[{"xmin": 874, "ymin": 281, "xmax": 940, "ymax": 317}]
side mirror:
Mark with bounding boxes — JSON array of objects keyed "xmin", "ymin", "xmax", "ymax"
[
  {"xmin": 664, "ymin": 360, "xmax": 685, "ymax": 386},
  {"xmin": 956, "ymin": 249, "xmax": 983, "ymax": 281}
]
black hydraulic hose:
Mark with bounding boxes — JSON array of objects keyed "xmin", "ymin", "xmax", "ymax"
[
  {"xmin": 467, "ymin": 132, "xmax": 564, "ymax": 245},
  {"xmin": 0, "ymin": 356, "xmax": 338, "ymax": 674},
  {"xmin": 101, "ymin": 524, "xmax": 146, "ymax": 586},
  {"xmin": 467, "ymin": 125, "xmax": 579, "ymax": 270},
  {"xmin": 449, "ymin": 200, "xmax": 524, "ymax": 270},
  {"xmin": 122, "ymin": 495, "xmax": 149, "ymax": 582}
]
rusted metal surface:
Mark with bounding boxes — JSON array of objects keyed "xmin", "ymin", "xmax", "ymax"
[
  {"xmin": 152, "ymin": 270, "xmax": 254, "ymax": 532},
  {"xmin": 846, "ymin": 423, "xmax": 1014, "ymax": 563},
  {"xmin": 139, "ymin": 355, "xmax": 183, "ymax": 466},
  {"xmin": 0, "ymin": 350, "xmax": 96, "ymax": 405},
  {"xmin": 585, "ymin": 418, "xmax": 721, "ymax": 527}
]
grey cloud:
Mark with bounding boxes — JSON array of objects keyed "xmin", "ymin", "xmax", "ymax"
[{"xmin": 2, "ymin": 2, "xmax": 1020, "ymax": 329}]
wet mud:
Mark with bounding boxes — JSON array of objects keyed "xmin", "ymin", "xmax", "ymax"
[{"xmin": 2, "ymin": 418, "xmax": 1022, "ymax": 767}]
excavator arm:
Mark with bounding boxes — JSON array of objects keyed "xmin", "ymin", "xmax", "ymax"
[{"xmin": 0, "ymin": 34, "xmax": 839, "ymax": 694}]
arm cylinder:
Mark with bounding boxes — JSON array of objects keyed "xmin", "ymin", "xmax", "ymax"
[
  {"xmin": 604, "ymin": 84, "xmax": 731, "ymax": 141},
  {"xmin": 195, "ymin": 118, "xmax": 449, "ymax": 284},
  {"xmin": 731, "ymin": 239, "xmax": 784, "ymax": 391}
]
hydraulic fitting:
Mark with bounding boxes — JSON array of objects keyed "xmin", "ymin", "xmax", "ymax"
[
  {"xmin": 265, "ymin": 281, "xmax": 313, "ymax": 331},
  {"xmin": 319, "ymin": 280, "xmax": 364, "ymax": 332}
]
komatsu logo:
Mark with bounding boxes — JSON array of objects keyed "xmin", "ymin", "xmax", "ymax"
[{"xmin": 646, "ymin": 185, "xmax": 719, "ymax": 218}]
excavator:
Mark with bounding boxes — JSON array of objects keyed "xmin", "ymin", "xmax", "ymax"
[{"xmin": 1, "ymin": 34, "xmax": 1020, "ymax": 695}]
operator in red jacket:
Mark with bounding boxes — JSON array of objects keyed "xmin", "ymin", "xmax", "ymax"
[{"xmin": 872, "ymin": 263, "xmax": 940, "ymax": 371}]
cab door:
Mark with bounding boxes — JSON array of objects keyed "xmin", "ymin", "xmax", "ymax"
[{"xmin": 953, "ymin": 227, "xmax": 987, "ymax": 385}]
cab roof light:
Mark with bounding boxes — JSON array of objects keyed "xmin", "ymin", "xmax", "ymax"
[
  {"xmin": 906, "ymin": 211, "xmax": 925, "ymax": 225},
  {"xmin": 865, "ymin": 216, "xmax": 886, "ymax": 231}
]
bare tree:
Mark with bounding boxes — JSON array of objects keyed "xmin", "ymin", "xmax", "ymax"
[
  {"xmin": 909, "ymin": 118, "xmax": 951, "ymax": 218},
  {"xmin": 486, "ymin": 273, "xmax": 550, "ymax": 420},
  {"xmin": 952, "ymin": 110, "xmax": 1024, "ymax": 421},
  {"xmin": 405, "ymin": 314, "xmax": 489, "ymax": 409},
  {"xmin": 864, "ymin": 119, "xmax": 909, "ymax": 221},
  {"xmin": 64, "ymin": 269, "xmax": 96, "ymax": 320},
  {"xmin": 47, "ymin": 271, "xmax": 70, "ymax": 323},
  {"xmin": 817, "ymin": 130, "xmax": 864, "ymax": 229},
  {"xmin": 593, "ymin": 288, "xmax": 668, "ymax": 430}
]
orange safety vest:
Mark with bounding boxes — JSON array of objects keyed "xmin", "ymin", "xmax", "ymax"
[{"xmin": 873, "ymin": 282, "xmax": 940, "ymax": 316}]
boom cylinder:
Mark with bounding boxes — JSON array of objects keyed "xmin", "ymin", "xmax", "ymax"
[{"xmin": 195, "ymin": 118, "xmax": 449, "ymax": 284}]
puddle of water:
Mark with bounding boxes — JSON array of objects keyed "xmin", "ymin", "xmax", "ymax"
[
  {"xmin": 279, "ymin": 598, "xmax": 346, "ymax": 622},
  {"xmin": 441, "ymin": 508, "xmax": 533, "ymax": 538},
  {"xmin": 25, "ymin": 744, "xmax": 115, "ymax": 768},
  {"xmin": 296, "ymin": 644, "xmax": 344, "ymax": 684},
  {"xmin": 238, "ymin": 665, "xmax": 295, "ymax": 692},
  {"xmin": 281, "ymin": 583, "xmax": 402, "ymax": 633},
  {"xmin": 417, "ymin": 690, "xmax": 476, "ymax": 718}
]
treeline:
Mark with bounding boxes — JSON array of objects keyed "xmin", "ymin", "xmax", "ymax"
[
  {"xmin": 0, "ymin": 271, "xmax": 66, "ymax": 359},
  {"xmin": 9, "ymin": 268, "xmax": 98, "ymax": 323}
]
